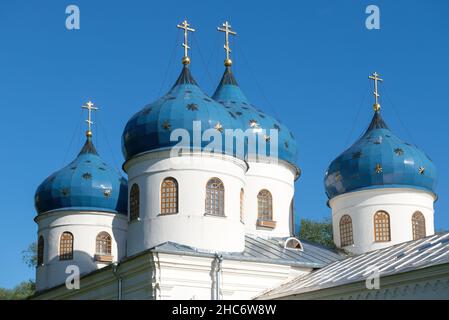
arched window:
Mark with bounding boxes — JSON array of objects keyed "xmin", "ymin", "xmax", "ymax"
[
  {"xmin": 37, "ymin": 236, "xmax": 44, "ymax": 266},
  {"xmin": 374, "ymin": 211, "xmax": 391, "ymax": 242},
  {"xmin": 412, "ymin": 211, "xmax": 426, "ymax": 240},
  {"xmin": 161, "ymin": 178, "xmax": 178, "ymax": 214},
  {"xmin": 205, "ymin": 178, "xmax": 225, "ymax": 216},
  {"xmin": 96, "ymin": 232, "xmax": 112, "ymax": 255},
  {"xmin": 257, "ymin": 189, "xmax": 273, "ymax": 221},
  {"xmin": 130, "ymin": 183, "xmax": 140, "ymax": 221},
  {"xmin": 339, "ymin": 215, "xmax": 354, "ymax": 247},
  {"xmin": 240, "ymin": 189, "xmax": 244, "ymax": 222},
  {"xmin": 59, "ymin": 232, "xmax": 74, "ymax": 260}
]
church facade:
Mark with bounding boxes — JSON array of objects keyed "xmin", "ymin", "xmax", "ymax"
[{"xmin": 31, "ymin": 20, "xmax": 448, "ymax": 300}]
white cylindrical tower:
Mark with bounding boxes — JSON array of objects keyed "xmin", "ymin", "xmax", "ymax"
[
  {"xmin": 243, "ymin": 160, "xmax": 298, "ymax": 238},
  {"xmin": 34, "ymin": 133, "xmax": 128, "ymax": 292},
  {"xmin": 35, "ymin": 210, "xmax": 127, "ymax": 291},
  {"xmin": 124, "ymin": 151, "xmax": 246, "ymax": 255},
  {"xmin": 329, "ymin": 188, "xmax": 435, "ymax": 255}
]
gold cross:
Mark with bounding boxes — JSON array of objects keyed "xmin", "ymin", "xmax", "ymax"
[
  {"xmin": 177, "ymin": 19, "xmax": 195, "ymax": 65},
  {"xmin": 217, "ymin": 21, "xmax": 237, "ymax": 67},
  {"xmin": 81, "ymin": 100, "xmax": 99, "ymax": 137},
  {"xmin": 368, "ymin": 72, "xmax": 383, "ymax": 112}
]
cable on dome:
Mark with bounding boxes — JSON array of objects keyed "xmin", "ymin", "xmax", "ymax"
[
  {"xmin": 157, "ymin": 29, "xmax": 181, "ymax": 97},
  {"xmin": 192, "ymin": 33, "xmax": 216, "ymax": 93},
  {"xmin": 95, "ymin": 112, "xmax": 122, "ymax": 173},
  {"xmin": 201, "ymin": 31, "xmax": 220, "ymax": 90},
  {"xmin": 344, "ymin": 79, "xmax": 371, "ymax": 148},
  {"xmin": 383, "ymin": 84, "xmax": 416, "ymax": 146},
  {"xmin": 61, "ymin": 108, "xmax": 84, "ymax": 166},
  {"xmin": 234, "ymin": 39, "xmax": 281, "ymax": 121},
  {"xmin": 94, "ymin": 112, "xmax": 99, "ymax": 148}
]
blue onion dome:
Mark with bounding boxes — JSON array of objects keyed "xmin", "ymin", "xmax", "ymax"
[
  {"xmin": 324, "ymin": 110, "xmax": 437, "ymax": 200},
  {"xmin": 122, "ymin": 65, "xmax": 244, "ymax": 161},
  {"xmin": 35, "ymin": 137, "xmax": 128, "ymax": 215},
  {"xmin": 212, "ymin": 66, "xmax": 298, "ymax": 166}
]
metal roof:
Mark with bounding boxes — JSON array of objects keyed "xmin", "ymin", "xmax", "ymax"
[
  {"xmin": 257, "ymin": 231, "xmax": 449, "ymax": 299},
  {"xmin": 153, "ymin": 234, "xmax": 342, "ymax": 268}
]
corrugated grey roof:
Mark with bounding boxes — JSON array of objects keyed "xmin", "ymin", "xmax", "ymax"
[
  {"xmin": 257, "ymin": 231, "xmax": 449, "ymax": 299},
  {"xmin": 153, "ymin": 234, "xmax": 343, "ymax": 268}
]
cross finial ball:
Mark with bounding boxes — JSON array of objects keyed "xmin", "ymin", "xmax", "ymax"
[
  {"xmin": 217, "ymin": 21, "xmax": 237, "ymax": 67},
  {"xmin": 177, "ymin": 19, "xmax": 195, "ymax": 65},
  {"xmin": 81, "ymin": 100, "xmax": 99, "ymax": 138},
  {"xmin": 368, "ymin": 72, "xmax": 383, "ymax": 112}
]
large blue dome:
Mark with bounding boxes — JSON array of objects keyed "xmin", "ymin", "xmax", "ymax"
[
  {"xmin": 212, "ymin": 67, "xmax": 298, "ymax": 165},
  {"xmin": 122, "ymin": 66, "xmax": 244, "ymax": 161},
  {"xmin": 35, "ymin": 138, "xmax": 128, "ymax": 215},
  {"xmin": 324, "ymin": 111, "xmax": 437, "ymax": 199}
]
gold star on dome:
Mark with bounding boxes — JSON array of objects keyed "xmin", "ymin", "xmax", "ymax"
[
  {"xmin": 394, "ymin": 148, "xmax": 404, "ymax": 156},
  {"xmin": 335, "ymin": 172, "xmax": 341, "ymax": 182},
  {"xmin": 214, "ymin": 122, "xmax": 224, "ymax": 132},
  {"xmin": 264, "ymin": 135, "xmax": 271, "ymax": 142},
  {"xmin": 249, "ymin": 119, "xmax": 259, "ymax": 129},
  {"xmin": 187, "ymin": 103, "xmax": 198, "ymax": 111},
  {"xmin": 162, "ymin": 121, "xmax": 171, "ymax": 131},
  {"xmin": 61, "ymin": 188, "xmax": 70, "ymax": 196},
  {"xmin": 82, "ymin": 172, "xmax": 92, "ymax": 180},
  {"xmin": 418, "ymin": 167, "xmax": 425, "ymax": 175},
  {"xmin": 375, "ymin": 164, "xmax": 383, "ymax": 174}
]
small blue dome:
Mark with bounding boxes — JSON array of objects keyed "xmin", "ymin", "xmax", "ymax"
[
  {"xmin": 212, "ymin": 67, "xmax": 298, "ymax": 165},
  {"xmin": 324, "ymin": 111, "xmax": 437, "ymax": 199},
  {"xmin": 35, "ymin": 138, "xmax": 128, "ymax": 215},
  {"xmin": 122, "ymin": 66, "xmax": 244, "ymax": 161}
]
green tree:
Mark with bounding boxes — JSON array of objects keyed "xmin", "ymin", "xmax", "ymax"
[
  {"xmin": 22, "ymin": 241, "xmax": 37, "ymax": 269},
  {"xmin": 0, "ymin": 242, "xmax": 38, "ymax": 299},
  {"xmin": 0, "ymin": 280, "xmax": 35, "ymax": 300},
  {"xmin": 298, "ymin": 217, "xmax": 335, "ymax": 249}
]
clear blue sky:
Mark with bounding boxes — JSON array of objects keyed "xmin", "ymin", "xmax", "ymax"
[{"xmin": 0, "ymin": 0, "xmax": 448, "ymax": 288}]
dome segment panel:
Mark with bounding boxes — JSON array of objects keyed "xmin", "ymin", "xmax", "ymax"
[
  {"xmin": 122, "ymin": 66, "xmax": 244, "ymax": 161},
  {"xmin": 35, "ymin": 138, "xmax": 128, "ymax": 215},
  {"xmin": 324, "ymin": 111, "xmax": 437, "ymax": 200},
  {"xmin": 212, "ymin": 67, "xmax": 298, "ymax": 165}
]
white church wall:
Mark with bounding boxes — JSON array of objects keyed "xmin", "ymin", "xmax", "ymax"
[
  {"xmin": 125, "ymin": 151, "xmax": 247, "ymax": 255},
  {"xmin": 32, "ymin": 251, "xmax": 312, "ymax": 300},
  {"xmin": 330, "ymin": 188, "xmax": 435, "ymax": 255},
  {"xmin": 154, "ymin": 253, "xmax": 311, "ymax": 300},
  {"xmin": 243, "ymin": 161, "xmax": 296, "ymax": 238},
  {"xmin": 34, "ymin": 210, "xmax": 127, "ymax": 291}
]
